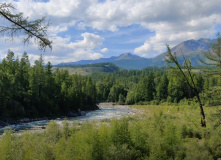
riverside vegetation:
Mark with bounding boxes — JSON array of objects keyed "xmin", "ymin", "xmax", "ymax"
[
  {"xmin": 0, "ymin": 104, "xmax": 221, "ymax": 160},
  {"xmin": 1, "ymin": 2, "xmax": 219, "ymax": 159},
  {"xmin": 0, "ymin": 34, "xmax": 221, "ymax": 159},
  {"xmin": 0, "ymin": 52, "xmax": 98, "ymax": 123},
  {"xmin": 0, "ymin": 51, "xmax": 218, "ymax": 122},
  {"xmin": 1, "ymin": 34, "xmax": 221, "ymax": 122}
]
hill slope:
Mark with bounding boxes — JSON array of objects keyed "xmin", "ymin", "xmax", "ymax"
[
  {"xmin": 152, "ymin": 38, "xmax": 214, "ymax": 66},
  {"xmin": 54, "ymin": 63, "xmax": 120, "ymax": 75}
]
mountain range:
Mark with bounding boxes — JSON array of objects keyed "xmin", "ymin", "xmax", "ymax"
[{"xmin": 58, "ymin": 38, "xmax": 214, "ymax": 70}]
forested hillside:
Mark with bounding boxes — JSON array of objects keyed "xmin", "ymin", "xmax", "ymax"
[
  {"xmin": 1, "ymin": 33, "xmax": 221, "ymax": 124},
  {"xmin": 0, "ymin": 51, "xmax": 98, "ymax": 121},
  {"xmin": 91, "ymin": 66, "xmax": 220, "ymax": 106},
  {"xmin": 0, "ymin": 50, "xmax": 220, "ymax": 122},
  {"xmin": 54, "ymin": 63, "xmax": 120, "ymax": 75},
  {"xmin": 1, "ymin": 1, "xmax": 221, "ymax": 159}
]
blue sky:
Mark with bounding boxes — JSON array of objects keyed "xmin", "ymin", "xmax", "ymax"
[{"xmin": 0, "ymin": 0, "xmax": 221, "ymax": 64}]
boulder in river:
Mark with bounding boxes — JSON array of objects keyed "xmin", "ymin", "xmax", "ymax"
[
  {"xmin": 66, "ymin": 112, "xmax": 78, "ymax": 117},
  {"xmin": 80, "ymin": 111, "xmax": 86, "ymax": 116},
  {"xmin": 20, "ymin": 118, "xmax": 30, "ymax": 123}
]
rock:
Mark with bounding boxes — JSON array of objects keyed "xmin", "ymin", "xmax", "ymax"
[
  {"xmin": 76, "ymin": 112, "xmax": 81, "ymax": 116},
  {"xmin": 20, "ymin": 118, "xmax": 30, "ymax": 123},
  {"xmin": 66, "ymin": 112, "xmax": 78, "ymax": 117},
  {"xmin": 80, "ymin": 111, "xmax": 86, "ymax": 116},
  {"xmin": 0, "ymin": 121, "xmax": 6, "ymax": 126}
]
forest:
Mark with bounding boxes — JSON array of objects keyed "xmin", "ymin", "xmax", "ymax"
[
  {"xmin": 0, "ymin": 50, "xmax": 218, "ymax": 121},
  {"xmin": 0, "ymin": 47, "xmax": 221, "ymax": 122},
  {"xmin": 0, "ymin": 51, "xmax": 98, "ymax": 121},
  {"xmin": 0, "ymin": 36, "xmax": 221, "ymax": 160},
  {"xmin": 1, "ymin": 1, "xmax": 221, "ymax": 159}
]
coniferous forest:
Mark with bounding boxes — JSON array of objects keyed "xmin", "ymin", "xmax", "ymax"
[
  {"xmin": 1, "ymin": 50, "xmax": 220, "ymax": 121},
  {"xmin": 0, "ymin": 35, "xmax": 221, "ymax": 159},
  {"xmin": 0, "ymin": 41, "xmax": 221, "ymax": 159},
  {"xmin": 0, "ymin": 51, "xmax": 98, "ymax": 121},
  {"xmin": 1, "ymin": 1, "xmax": 221, "ymax": 159}
]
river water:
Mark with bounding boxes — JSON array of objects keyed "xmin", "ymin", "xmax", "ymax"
[{"xmin": 0, "ymin": 104, "xmax": 133, "ymax": 134}]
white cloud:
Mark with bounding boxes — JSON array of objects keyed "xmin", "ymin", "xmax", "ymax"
[
  {"xmin": 100, "ymin": 48, "xmax": 109, "ymax": 53},
  {"xmin": 45, "ymin": 32, "xmax": 104, "ymax": 63},
  {"xmin": 1, "ymin": 0, "xmax": 221, "ymax": 61},
  {"xmin": 77, "ymin": 22, "xmax": 86, "ymax": 30},
  {"xmin": 0, "ymin": 32, "xmax": 104, "ymax": 64},
  {"xmin": 70, "ymin": 32, "xmax": 104, "ymax": 49},
  {"xmin": 85, "ymin": 0, "xmax": 221, "ymax": 56},
  {"xmin": 12, "ymin": 0, "xmax": 221, "ymax": 36},
  {"xmin": 134, "ymin": 41, "xmax": 151, "ymax": 57}
]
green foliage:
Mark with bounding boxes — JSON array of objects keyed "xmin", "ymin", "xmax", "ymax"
[
  {"xmin": 0, "ymin": 105, "xmax": 221, "ymax": 159},
  {"xmin": 1, "ymin": 49, "xmax": 220, "ymax": 122},
  {"xmin": 135, "ymin": 72, "xmax": 155, "ymax": 102},
  {"xmin": 200, "ymin": 32, "xmax": 221, "ymax": 70},
  {"xmin": 0, "ymin": 130, "xmax": 13, "ymax": 160},
  {"xmin": 0, "ymin": 51, "xmax": 98, "ymax": 120},
  {"xmin": 54, "ymin": 63, "xmax": 120, "ymax": 75},
  {"xmin": 156, "ymin": 74, "xmax": 168, "ymax": 100},
  {"xmin": 91, "ymin": 66, "xmax": 210, "ymax": 107},
  {"xmin": 108, "ymin": 83, "xmax": 127, "ymax": 103},
  {"xmin": 45, "ymin": 121, "xmax": 61, "ymax": 143},
  {"xmin": 110, "ymin": 118, "xmax": 131, "ymax": 146},
  {"xmin": 56, "ymin": 63, "xmax": 119, "ymax": 70}
]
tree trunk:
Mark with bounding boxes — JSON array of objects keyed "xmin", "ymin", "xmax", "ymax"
[{"xmin": 195, "ymin": 92, "xmax": 206, "ymax": 127}]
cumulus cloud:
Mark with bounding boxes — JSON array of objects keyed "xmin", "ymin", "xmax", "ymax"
[
  {"xmin": 1, "ymin": 0, "xmax": 221, "ymax": 61},
  {"xmin": 134, "ymin": 42, "xmax": 151, "ymax": 57},
  {"xmin": 70, "ymin": 32, "xmax": 104, "ymax": 49},
  {"xmin": 0, "ymin": 32, "xmax": 104, "ymax": 64},
  {"xmin": 77, "ymin": 22, "xmax": 86, "ymax": 30},
  {"xmin": 46, "ymin": 32, "xmax": 104, "ymax": 63},
  {"xmin": 100, "ymin": 48, "xmax": 109, "ymax": 53},
  {"xmin": 12, "ymin": 0, "xmax": 221, "ymax": 36},
  {"xmin": 85, "ymin": 0, "xmax": 221, "ymax": 57}
]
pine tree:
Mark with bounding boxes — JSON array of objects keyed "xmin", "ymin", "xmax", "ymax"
[
  {"xmin": 136, "ymin": 72, "xmax": 155, "ymax": 102},
  {"xmin": 157, "ymin": 74, "xmax": 168, "ymax": 101}
]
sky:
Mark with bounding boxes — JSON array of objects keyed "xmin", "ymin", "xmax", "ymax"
[{"xmin": 0, "ymin": 0, "xmax": 221, "ymax": 64}]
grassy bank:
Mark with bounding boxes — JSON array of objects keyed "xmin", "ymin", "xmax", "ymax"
[{"xmin": 0, "ymin": 105, "xmax": 221, "ymax": 160}]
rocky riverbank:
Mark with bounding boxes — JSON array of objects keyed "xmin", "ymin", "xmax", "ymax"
[
  {"xmin": 0, "ymin": 103, "xmax": 141, "ymax": 134},
  {"xmin": 98, "ymin": 103, "xmax": 141, "ymax": 116},
  {"xmin": 0, "ymin": 109, "xmax": 93, "ymax": 129}
]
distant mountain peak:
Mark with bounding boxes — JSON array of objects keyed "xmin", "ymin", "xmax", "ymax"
[
  {"xmin": 57, "ymin": 37, "xmax": 214, "ymax": 69},
  {"xmin": 116, "ymin": 53, "xmax": 142, "ymax": 60},
  {"xmin": 169, "ymin": 38, "xmax": 213, "ymax": 56}
]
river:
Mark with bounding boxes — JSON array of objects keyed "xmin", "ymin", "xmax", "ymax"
[{"xmin": 0, "ymin": 103, "xmax": 135, "ymax": 134}]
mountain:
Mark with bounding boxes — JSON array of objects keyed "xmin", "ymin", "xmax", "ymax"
[
  {"xmin": 152, "ymin": 38, "xmax": 214, "ymax": 66},
  {"xmin": 58, "ymin": 38, "xmax": 213, "ymax": 69},
  {"xmin": 58, "ymin": 53, "xmax": 151, "ymax": 70},
  {"xmin": 59, "ymin": 53, "xmax": 143, "ymax": 65}
]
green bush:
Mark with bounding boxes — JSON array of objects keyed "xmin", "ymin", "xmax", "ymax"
[{"xmin": 0, "ymin": 105, "xmax": 221, "ymax": 160}]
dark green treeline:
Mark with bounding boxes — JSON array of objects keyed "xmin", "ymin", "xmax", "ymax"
[
  {"xmin": 0, "ymin": 51, "xmax": 220, "ymax": 120},
  {"xmin": 93, "ymin": 66, "xmax": 220, "ymax": 106},
  {"xmin": 0, "ymin": 51, "xmax": 97, "ymax": 120}
]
